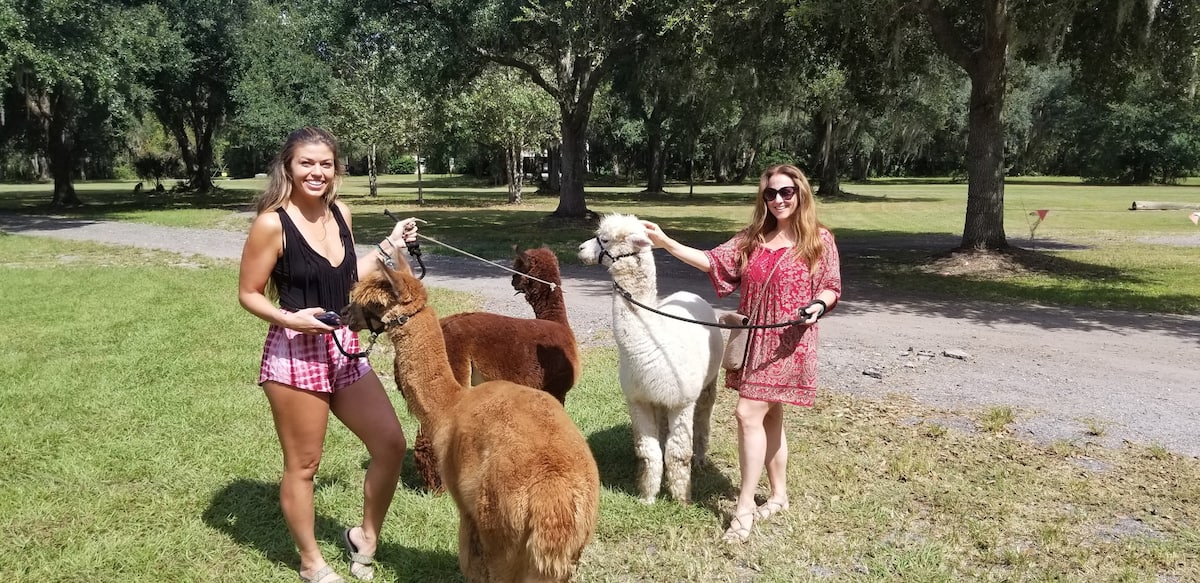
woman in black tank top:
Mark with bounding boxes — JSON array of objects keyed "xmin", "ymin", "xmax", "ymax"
[{"xmin": 237, "ymin": 127, "xmax": 420, "ymax": 583}]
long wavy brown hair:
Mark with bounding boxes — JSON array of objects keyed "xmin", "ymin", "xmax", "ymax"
[
  {"xmin": 734, "ymin": 164, "xmax": 828, "ymax": 272},
  {"xmin": 254, "ymin": 127, "xmax": 345, "ymax": 215}
]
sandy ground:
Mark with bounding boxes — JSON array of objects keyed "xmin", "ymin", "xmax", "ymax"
[{"xmin": 3, "ymin": 213, "xmax": 1198, "ymax": 457}]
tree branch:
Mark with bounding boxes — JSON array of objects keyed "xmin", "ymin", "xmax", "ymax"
[
  {"xmin": 479, "ymin": 49, "xmax": 561, "ymax": 101},
  {"xmin": 917, "ymin": 0, "xmax": 974, "ymax": 73}
]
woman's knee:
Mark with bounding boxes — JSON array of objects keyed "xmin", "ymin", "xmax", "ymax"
[
  {"xmin": 734, "ymin": 400, "xmax": 769, "ymax": 427},
  {"xmin": 366, "ymin": 424, "xmax": 407, "ymax": 463},
  {"xmin": 284, "ymin": 453, "xmax": 323, "ymax": 480}
]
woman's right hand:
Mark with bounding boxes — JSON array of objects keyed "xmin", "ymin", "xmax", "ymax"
[
  {"xmin": 641, "ymin": 220, "xmax": 672, "ymax": 248},
  {"xmin": 287, "ymin": 307, "xmax": 336, "ymax": 335}
]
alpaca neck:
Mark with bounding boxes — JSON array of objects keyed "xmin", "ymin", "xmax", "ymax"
[
  {"xmin": 608, "ymin": 254, "xmax": 657, "ymax": 302},
  {"xmin": 532, "ymin": 290, "xmax": 571, "ymax": 326},
  {"xmin": 385, "ymin": 307, "xmax": 463, "ymax": 430}
]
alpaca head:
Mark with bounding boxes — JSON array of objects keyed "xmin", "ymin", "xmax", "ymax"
[
  {"xmin": 342, "ymin": 259, "xmax": 429, "ymax": 334},
  {"xmin": 511, "ymin": 247, "xmax": 563, "ymax": 302},
  {"xmin": 577, "ymin": 213, "xmax": 653, "ymax": 268}
]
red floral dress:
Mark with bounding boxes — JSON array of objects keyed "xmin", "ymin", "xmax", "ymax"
[{"xmin": 703, "ymin": 228, "xmax": 841, "ymax": 406}]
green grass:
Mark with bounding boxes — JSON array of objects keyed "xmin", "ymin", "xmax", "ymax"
[
  {"xmin": 3, "ymin": 174, "xmax": 1200, "ymax": 315},
  {"xmin": 2, "ymin": 234, "xmax": 1199, "ymax": 581}
]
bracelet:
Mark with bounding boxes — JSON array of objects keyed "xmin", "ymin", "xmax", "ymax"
[
  {"xmin": 807, "ymin": 299, "xmax": 828, "ymax": 319},
  {"xmin": 375, "ymin": 243, "xmax": 397, "ymax": 269}
]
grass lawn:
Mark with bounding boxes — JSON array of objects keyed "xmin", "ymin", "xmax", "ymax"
[{"xmin": 2, "ymin": 234, "xmax": 1198, "ymax": 582}]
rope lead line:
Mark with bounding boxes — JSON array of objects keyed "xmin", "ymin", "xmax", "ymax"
[
  {"xmin": 381, "ymin": 209, "xmax": 558, "ymax": 291},
  {"xmin": 612, "ymin": 283, "xmax": 814, "ymax": 330}
]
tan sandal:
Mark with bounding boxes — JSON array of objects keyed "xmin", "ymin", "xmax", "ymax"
[
  {"xmin": 722, "ymin": 513, "xmax": 754, "ymax": 544},
  {"xmin": 342, "ymin": 527, "xmax": 375, "ymax": 581},
  {"xmin": 299, "ymin": 564, "xmax": 344, "ymax": 583},
  {"xmin": 754, "ymin": 499, "xmax": 789, "ymax": 523}
]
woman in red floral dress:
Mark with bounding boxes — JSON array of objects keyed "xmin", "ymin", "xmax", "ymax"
[{"xmin": 643, "ymin": 164, "xmax": 841, "ymax": 543}]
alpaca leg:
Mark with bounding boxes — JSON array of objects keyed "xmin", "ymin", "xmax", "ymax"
[
  {"xmin": 692, "ymin": 379, "xmax": 717, "ymax": 468},
  {"xmin": 457, "ymin": 515, "xmax": 488, "ymax": 582},
  {"xmin": 663, "ymin": 403, "xmax": 696, "ymax": 503},
  {"xmin": 413, "ymin": 427, "xmax": 444, "ymax": 493},
  {"xmin": 628, "ymin": 402, "xmax": 664, "ymax": 504}
]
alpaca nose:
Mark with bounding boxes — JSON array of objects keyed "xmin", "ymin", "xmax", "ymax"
[{"xmin": 337, "ymin": 306, "xmax": 356, "ymax": 330}]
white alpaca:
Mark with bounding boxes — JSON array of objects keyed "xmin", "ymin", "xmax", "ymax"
[{"xmin": 578, "ymin": 213, "xmax": 723, "ymax": 503}]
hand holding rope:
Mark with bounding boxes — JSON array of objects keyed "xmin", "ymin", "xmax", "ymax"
[
  {"xmin": 612, "ymin": 283, "xmax": 826, "ymax": 329},
  {"xmin": 383, "ymin": 209, "xmax": 426, "ymax": 279},
  {"xmin": 382, "ymin": 209, "xmax": 559, "ymax": 290}
]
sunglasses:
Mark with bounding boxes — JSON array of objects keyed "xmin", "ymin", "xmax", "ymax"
[{"xmin": 762, "ymin": 186, "xmax": 798, "ymax": 202}]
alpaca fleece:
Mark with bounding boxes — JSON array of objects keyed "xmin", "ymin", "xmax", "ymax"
[
  {"xmin": 412, "ymin": 247, "xmax": 581, "ymax": 493},
  {"xmin": 344, "ymin": 264, "xmax": 599, "ymax": 583},
  {"xmin": 578, "ymin": 213, "xmax": 723, "ymax": 504}
]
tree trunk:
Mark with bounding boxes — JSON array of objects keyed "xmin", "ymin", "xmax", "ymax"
[
  {"xmin": 368, "ymin": 143, "xmax": 378, "ymax": 197},
  {"xmin": 506, "ymin": 142, "xmax": 523, "ymax": 203},
  {"xmin": 190, "ymin": 119, "xmax": 216, "ymax": 192},
  {"xmin": 816, "ymin": 112, "xmax": 843, "ymax": 197},
  {"xmin": 553, "ymin": 109, "xmax": 590, "ymax": 218},
  {"xmin": 643, "ymin": 101, "xmax": 667, "ymax": 193},
  {"xmin": 416, "ymin": 144, "xmax": 424, "ymax": 205},
  {"xmin": 548, "ymin": 143, "xmax": 561, "ymax": 193},
  {"xmin": 48, "ymin": 96, "xmax": 80, "ymax": 207},
  {"xmin": 851, "ymin": 153, "xmax": 870, "ymax": 181},
  {"xmin": 920, "ymin": 0, "xmax": 1009, "ymax": 251},
  {"xmin": 688, "ymin": 140, "xmax": 696, "ymax": 196},
  {"xmin": 645, "ymin": 122, "xmax": 666, "ymax": 193},
  {"xmin": 733, "ymin": 148, "xmax": 756, "ymax": 184},
  {"xmin": 33, "ymin": 154, "xmax": 48, "ymax": 181},
  {"xmin": 961, "ymin": 74, "xmax": 1008, "ymax": 250}
]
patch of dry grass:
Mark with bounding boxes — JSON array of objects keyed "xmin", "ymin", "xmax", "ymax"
[{"xmin": 577, "ymin": 389, "xmax": 1200, "ymax": 581}]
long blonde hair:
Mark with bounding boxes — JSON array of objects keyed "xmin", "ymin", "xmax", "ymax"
[
  {"xmin": 254, "ymin": 127, "xmax": 345, "ymax": 214},
  {"xmin": 735, "ymin": 164, "xmax": 827, "ymax": 272}
]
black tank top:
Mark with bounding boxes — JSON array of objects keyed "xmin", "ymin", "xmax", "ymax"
[{"xmin": 271, "ymin": 205, "xmax": 358, "ymax": 313}]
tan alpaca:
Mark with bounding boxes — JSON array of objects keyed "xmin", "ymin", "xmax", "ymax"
[
  {"xmin": 415, "ymin": 247, "xmax": 581, "ymax": 492},
  {"xmin": 343, "ymin": 262, "xmax": 600, "ymax": 583}
]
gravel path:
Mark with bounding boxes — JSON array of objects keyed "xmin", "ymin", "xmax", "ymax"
[{"xmin": 4, "ymin": 213, "xmax": 1198, "ymax": 457}]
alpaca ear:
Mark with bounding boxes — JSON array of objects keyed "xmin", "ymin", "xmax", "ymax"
[
  {"xmin": 377, "ymin": 257, "xmax": 406, "ymax": 297},
  {"xmin": 629, "ymin": 233, "xmax": 652, "ymax": 250}
]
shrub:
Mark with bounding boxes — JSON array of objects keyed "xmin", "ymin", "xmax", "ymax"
[
  {"xmin": 133, "ymin": 153, "xmax": 182, "ymax": 191},
  {"xmin": 388, "ymin": 155, "xmax": 417, "ymax": 174}
]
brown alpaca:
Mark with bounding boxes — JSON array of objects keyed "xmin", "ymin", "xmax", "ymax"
[
  {"xmin": 412, "ymin": 247, "xmax": 582, "ymax": 492},
  {"xmin": 442, "ymin": 247, "xmax": 580, "ymax": 402},
  {"xmin": 343, "ymin": 263, "xmax": 600, "ymax": 583}
]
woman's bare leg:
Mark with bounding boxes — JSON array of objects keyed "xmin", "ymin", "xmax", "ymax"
[
  {"xmin": 263, "ymin": 381, "xmax": 336, "ymax": 580},
  {"xmin": 331, "ymin": 370, "xmax": 406, "ymax": 574}
]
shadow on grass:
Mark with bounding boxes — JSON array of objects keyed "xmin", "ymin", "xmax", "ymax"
[
  {"xmin": 587, "ymin": 424, "xmax": 639, "ymax": 497},
  {"xmin": 585, "ymin": 422, "xmax": 736, "ymax": 513},
  {"xmin": 359, "ymin": 451, "xmax": 435, "ymax": 493},
  {"xmin": 203, "ymin": 479, "xmax": 461, "ymax": 582}
]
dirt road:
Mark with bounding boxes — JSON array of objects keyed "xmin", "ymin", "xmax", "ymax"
[{"xmin": 4, "ymin": 213, "xmax": 1198, "ymax": 457}]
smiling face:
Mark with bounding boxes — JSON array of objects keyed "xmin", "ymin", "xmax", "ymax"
[
  {"xmin": 762, "ymin": 172, "xmax": 800, "ymax": 224},
  {"xmin": 288, "ymin": 143, "xmax": 336, "ymax": 200}
]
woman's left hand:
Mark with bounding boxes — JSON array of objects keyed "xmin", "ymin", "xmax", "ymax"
[
  {"xmin": 388, "ymin": 217, "xmax": 420, "ymax": 244},
  {"xmin": 798, "ymin": 300, "xmax": 827, "ymax": 325}
]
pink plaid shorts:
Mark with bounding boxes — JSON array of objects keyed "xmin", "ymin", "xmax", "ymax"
[{"xmin": 257, "ymin": 323, "xmax": 371, "ymax": 393}]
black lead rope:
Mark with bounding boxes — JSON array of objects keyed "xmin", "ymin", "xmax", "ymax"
[
  {"xmin": 595, "ymin": 237, "xmax": 821, "ymax": 329},
  {"xmin": 330, "ymin": 329, "xmax": 377, "ymax": 359},
  {"xmin": 612, "ymin": 283, "xmax": 820, "ymax": 329},
  {"xmin": 383, "ymin": 209, "xmax": 426, "ymax": 279},
  {"xmin": 327, "ymin": 310, "xmax": 419, "ymax": 359}
]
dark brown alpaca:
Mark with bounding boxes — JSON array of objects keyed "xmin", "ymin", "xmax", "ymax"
[
  {"xmin": 414, "ymin": 247, "xmax": 580, "ymax": 492},
  {"xmin": 343, "ymin": 263, "xmax": 600, "ymax": 583}
]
